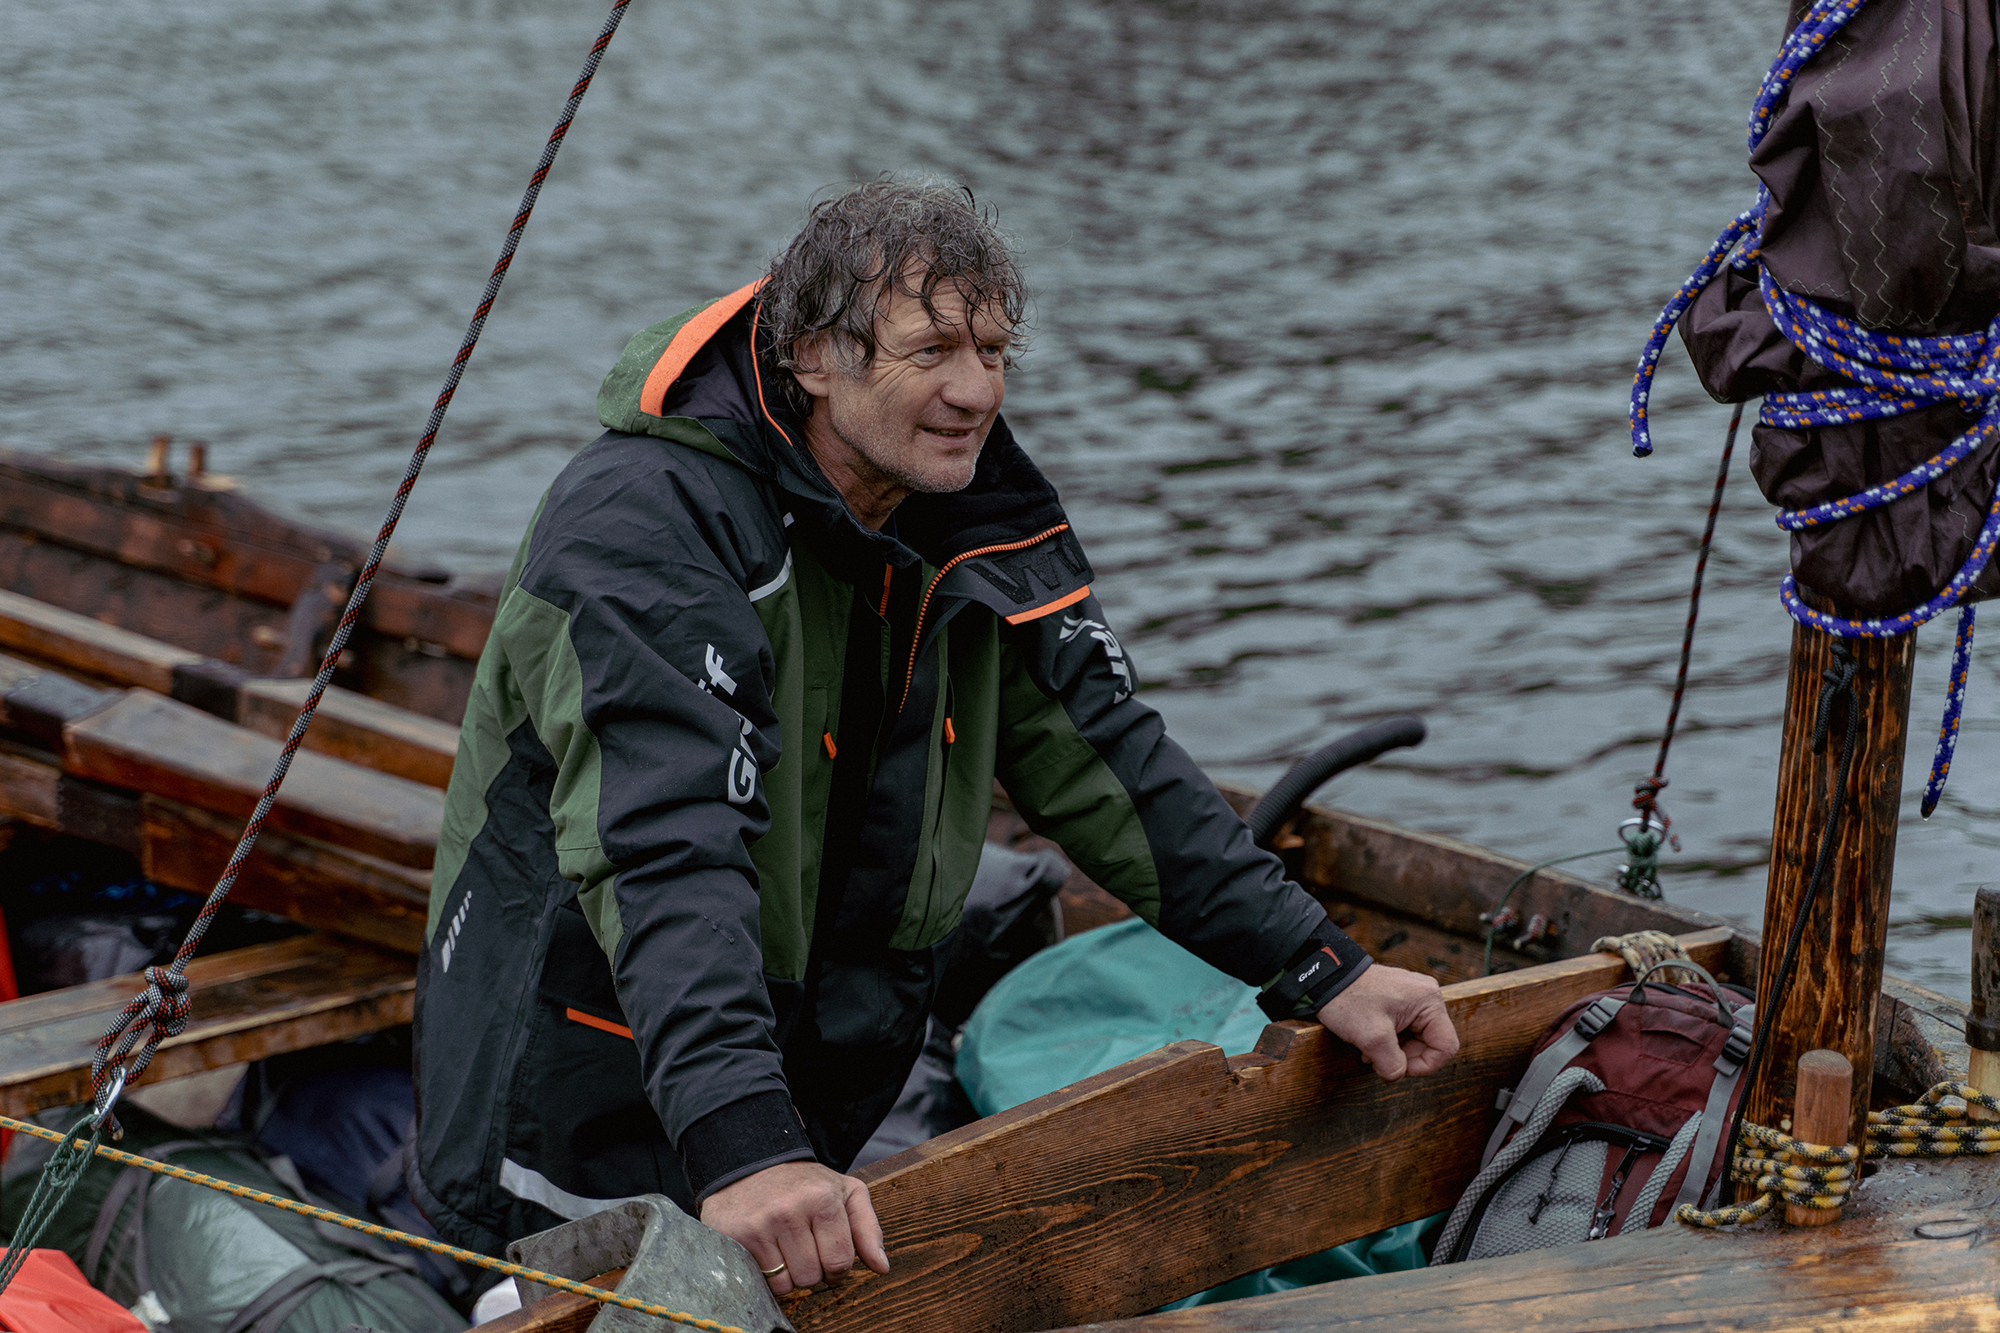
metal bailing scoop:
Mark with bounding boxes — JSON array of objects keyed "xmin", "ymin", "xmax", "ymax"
[{"xmin": 506, "ymin": 1195, "xmax": 795, "ymax": 1333}]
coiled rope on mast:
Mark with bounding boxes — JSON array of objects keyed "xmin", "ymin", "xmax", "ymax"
[{"xmin": 1629, "ymin": 0, "xmax": 2000, "ymax": 818}]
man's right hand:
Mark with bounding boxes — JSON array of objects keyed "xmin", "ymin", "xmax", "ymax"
[{"xmin": 699, "ymin": 1160, "xmax": 890, "ymax": 1296}]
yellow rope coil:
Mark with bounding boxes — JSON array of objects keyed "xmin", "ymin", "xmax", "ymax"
[
  {"xmin": 1676, "ymin": 1081, "xmax": 1999, "ymax": 1228},
  {"xmin": 0, "ymin": 1112, "xmax": 749, "ymax": 1333},
  {"xmin": 1590, "ymin": 931, "xmax": 1696, "ymax": 981}
]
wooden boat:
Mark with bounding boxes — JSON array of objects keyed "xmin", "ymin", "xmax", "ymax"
[{"xmin": 0, "ymin": 445, "xmax": 1987, "ymax": 1332}]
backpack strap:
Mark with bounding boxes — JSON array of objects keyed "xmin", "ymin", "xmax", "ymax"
[
  {"xmin": 1434, "ymin": 1065, "xmax": 1607, "ymax": 1265},
  {"xmin": 1481, "ymin": 995, "xmax": 1625, "ymax": 1169},
  {"xmin": 1619, "ymin": 1105, "xmax": 1704, "ymax": 1235},
  {"xmin": 1673, "ymin": 1004, "xmax": 1758, "ymax": 1214}
]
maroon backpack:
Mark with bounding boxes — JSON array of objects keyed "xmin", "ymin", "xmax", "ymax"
[{"xmin": 1432, "ymin": 960, "xmax": 1756, "ymax": 1264}]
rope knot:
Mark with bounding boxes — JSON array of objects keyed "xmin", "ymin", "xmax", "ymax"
[{"xmin": 139, "ymin": 965, "xmax": 192, "ymax": 1038}]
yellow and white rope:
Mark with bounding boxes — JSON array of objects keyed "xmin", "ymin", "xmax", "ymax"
[
  {"xmin": 1677, "ymin": 1080, "xmax": 1999, "ymax": 1227},
  {"xmin": 0, "ymin": 1112, "xmax": 749, "ymax": 1333}
]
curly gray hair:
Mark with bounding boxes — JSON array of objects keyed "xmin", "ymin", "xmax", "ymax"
[{"xmin": 760, "ymin": 177, "xmax": 1029, "ymax": 412}]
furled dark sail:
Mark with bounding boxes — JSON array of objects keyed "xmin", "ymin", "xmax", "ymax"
[{"xmin": 1679, "ymin": 0, "xmax": 2000, "ymax": 615}]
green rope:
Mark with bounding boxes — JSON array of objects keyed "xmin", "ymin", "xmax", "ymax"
[
  {"xmin": 0, "ymin": 1112, "xmax": 104, "ymax": 1291},
  {"xmin": 1481, "ymin": 848, "xmax": 1626, "ymax": 976}
]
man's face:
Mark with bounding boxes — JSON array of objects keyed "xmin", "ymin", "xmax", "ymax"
[{"xmin": 795, "ymin": 277, "xmax": 1009, "ymax": 521}]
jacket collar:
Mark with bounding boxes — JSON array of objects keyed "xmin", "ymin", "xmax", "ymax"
[{"xmin": 600, "ymin": 290, "xmax": 1093, "ymax": 620}]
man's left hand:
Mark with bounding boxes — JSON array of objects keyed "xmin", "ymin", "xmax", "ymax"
[{"xmin": 1315, "ymin": 964, "xmax": 1459, "ymax": 1081}]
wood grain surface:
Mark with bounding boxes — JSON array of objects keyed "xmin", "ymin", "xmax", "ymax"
[
  {"xmin": 1039, "ymin": 1157, "xmax": 2000, "ymax": 1332},
  {"xmin": 1971, "ymin": 887, "xmax": 1999, "ymax": 1121},
  {"xmin": 0, "ymin": 737, "xmax": 428, "ymax": 952},
  {"xmin": 141, "ymin": 797, "xmax": 430, "ymax": 953},
  {"xmin": 0, "ymin": 448, "xmax": 494, "ymax": 658},
  {"xmin": 1751, "ymin": 612, "xmax": 1914, "ymax": 1150},
  {"xmin": 480, "ymin": 1270, "xmax": 628, "ymax": 1333},
  {"xmin": 0, "ymin": 931, "xmax": 414, "ymax": 1117},
  {"xmin": 1785, "ymin": 1050, "xmax": 1850, "ymax": 1226},
  {"xmin": 774, "ymin": 930, "xmax": 1728, "ymax": 1333},
  {"xmin": 0, "ymin": 586, "xmax": 462, "ymax": 787},
  {"xmin": 62, "ymin": 687, "xmax": 442, "ymax": 868},
  {"xmin": 236, "ymin": 676, "xmax": 459, "ymax": 789},
  {"xmin": 0, "ymin": 586, "xmax": 202, "ymax": 694}
]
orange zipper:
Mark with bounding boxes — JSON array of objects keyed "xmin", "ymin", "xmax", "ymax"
[{"xmin": 899, "ymin": 523, "xmax": 1071, "ymax": 711}]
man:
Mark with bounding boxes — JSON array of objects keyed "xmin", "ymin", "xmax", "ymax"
[{"xmin": 412, "ymin": 179, "xmax": 1458, "ymax": 1293}]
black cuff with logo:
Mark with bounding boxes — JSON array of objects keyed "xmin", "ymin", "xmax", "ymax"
[
  {"xmin": 1256, "ymin": 921, "xmax": 1373, "ymax": 1020},
  {"xmin": 679, "ymin": 1089, "xmax": 820, "ymax": 1204}
]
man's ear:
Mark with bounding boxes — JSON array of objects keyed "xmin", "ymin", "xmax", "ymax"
[{"xmin": 790, "ymin": 334, "xmax": 834, "ymax": 403}]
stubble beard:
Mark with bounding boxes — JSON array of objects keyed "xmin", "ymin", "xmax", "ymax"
[{"xmin": 833, "ymin": 410, "xmax": 984, "ymax": 497}]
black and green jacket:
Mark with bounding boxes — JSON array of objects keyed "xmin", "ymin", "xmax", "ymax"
[{"xmin": 410, "ymin": 284, "xmax": 1369, "ymax": 1255}]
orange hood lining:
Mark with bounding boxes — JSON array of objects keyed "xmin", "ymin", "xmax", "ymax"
[{"xmin": 638, "ymin": 278, "xmax": 768, "ymax": 418}]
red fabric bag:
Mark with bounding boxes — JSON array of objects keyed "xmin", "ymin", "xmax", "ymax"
[{"xmin": 0, "ymin": 1249, "xmax": 147, "ymax": 1333}]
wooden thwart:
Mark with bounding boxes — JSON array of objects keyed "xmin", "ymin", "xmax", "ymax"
[
  {"xmin": 0, "ymin": 932, "xmax": 415, "ymax": 1119},
  {"xmin": 0, "ymin": 588, "xmax": 459, "ymax": 789},
  {"xmin": 0, "ymin": 737, "xmax": 428, "ymax": 954}
]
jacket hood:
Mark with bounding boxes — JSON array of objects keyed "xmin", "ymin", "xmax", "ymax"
[{"xmin": 597, "ymin": 286, "xmax": 1093, "ymax": 623}]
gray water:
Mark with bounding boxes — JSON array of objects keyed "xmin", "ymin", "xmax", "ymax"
[{"xmin": 3, "ymin": 0, "xmax": 1990, "ymax": 998}]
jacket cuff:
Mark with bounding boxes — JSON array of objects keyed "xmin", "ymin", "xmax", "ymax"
[
  {"xmin": 679, "ymin": 1090, "xmax": 819, "ymax": 1203},
  {"xmin": 1257, "ymin": 920, "xmax": 1373, "ymax": 1020}
]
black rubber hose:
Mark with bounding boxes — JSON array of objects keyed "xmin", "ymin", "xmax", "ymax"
[{"xmin": 1246, "ymin": 715, "xmax": 1427, "ymax": 848}]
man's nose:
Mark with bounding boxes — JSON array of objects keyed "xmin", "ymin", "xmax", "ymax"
[{"xmin": 939, "ymin": 346, "xmax": 1000, "ymax": 415}]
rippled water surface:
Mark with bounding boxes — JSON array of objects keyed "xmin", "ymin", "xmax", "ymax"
[{"xmin": 5, "ymin": 0, "xmax": 1991, "ymax": 997}]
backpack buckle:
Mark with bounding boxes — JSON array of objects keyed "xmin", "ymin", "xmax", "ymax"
[
  {"xmin": 1716, "ymin": 1023, "xmax": 1754, "ymax": 1075},
  {"xmin": 1575, "ymin": 998, "xmax": 1617, "ymax": 1040}
]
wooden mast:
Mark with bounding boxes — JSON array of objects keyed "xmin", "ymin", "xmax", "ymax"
[{"xmin": 1747, "ymin": 598, "xmax": 1915, "ymax": 1152}]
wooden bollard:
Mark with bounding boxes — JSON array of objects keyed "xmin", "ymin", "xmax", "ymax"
[
  {"xmin": 1787, "ymin": 1049, "xmax": 1853, "ymax": 1227},
  {"xmin": 1748, "ymin": 601, "xmax": 1914, "ymax": 1154},
  {"xmin": 1971, "ymin": 886, "xmax": 1999, "ymax": 1122}
]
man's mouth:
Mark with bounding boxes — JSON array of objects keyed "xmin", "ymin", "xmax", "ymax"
[{"xmin": 919, "ymin": 423, "xmax": 979, "ymax": 443}]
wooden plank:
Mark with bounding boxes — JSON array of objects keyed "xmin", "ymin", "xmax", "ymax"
[
  {"xmin": 0, "ymin": 739, "xmax": 60, "ymax": 827},
  {"xmin": 1036, "ymin": 1162, "xmax": 2000, "ymax": 1332},
  {"xmin": 778, "ymin": 929, "xmax": 1731, "ymax": 1333},
  {"xmin": 988, "ymin": 797, "xmax": 1689, "ymax": 983},
  {"xmin": 62, "ymin": 688, "xmax": 442, "ymax": 869},
  {"xmin": 140, "ymin": 797, "xmax": 430, "ymax": 954},
  {"xmin": 481, "ymin": 1271, "xmax": 627, "ymax": 1333},
  {"xmin": 1221, "ymin": 785, "xmax": 1754, "ymax": 984},
  {"xmin": 1751, "ymin": 615, "xmax": 1914, "ymax": 1149},
  {"xmin": 0, "ymin": 586, "xmax": 461, "ymax": 786},
  {"xmin": 0, "ymin": 451, "xmax": 494, "ymax": 659},
  {"xmin": 0, "ymin": 586, "xmax": 201, "ymax": 694},
  {"xmin": 0, "ymin": 932, "xmax": 414, "ymax": 1118},
  {"xmin": 992, "ymin": 783, "xmax": 1748, "ymax": 981},
  {"xmin": 238, "ymin": 677, "xmax": 458, "ymax": 789},
  {"xmin": 0, "ymin": 528, "xmax": 308, "ymax": 675},
  {"xmin": 0, "ymin": 739, "xmax": 427, "ymax": 953}
]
